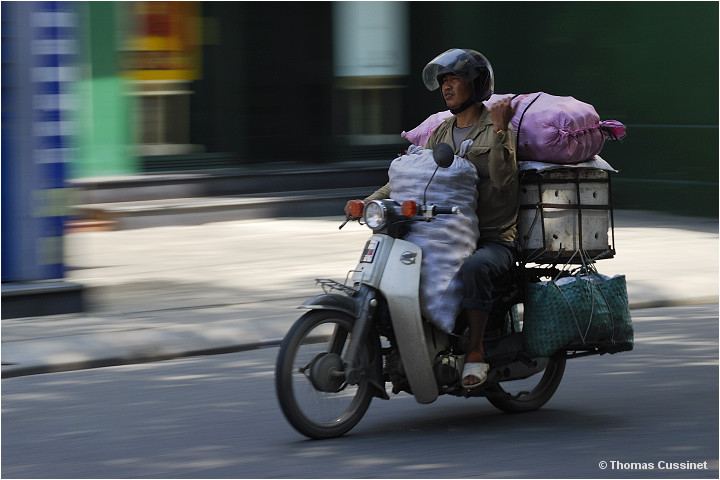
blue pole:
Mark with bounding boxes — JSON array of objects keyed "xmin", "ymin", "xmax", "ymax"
[
  {"xmin": 1, "ymin": 1, "xmax": 78, "ymax": 282},
  {"xmin": 1, "ymin": 1, "xmax": 83, "ymax": 318}
]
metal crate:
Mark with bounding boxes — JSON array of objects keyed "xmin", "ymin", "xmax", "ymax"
[{"xmin": 518, "ymin": 168, "xmax": 615, "ymax": 264}]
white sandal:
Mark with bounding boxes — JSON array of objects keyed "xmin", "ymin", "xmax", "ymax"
[{"xmin": 462, "ymin": 362, "xmax": 489, "ymax": 389}]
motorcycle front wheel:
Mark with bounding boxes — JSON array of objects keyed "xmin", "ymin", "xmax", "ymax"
[
  {"xmin": 275, "ymin": 310, "xmax": 378, "ymax": 439},
  {"xmin": 485, "ymin": 353, "xmax": 566, "ymax": 413}
]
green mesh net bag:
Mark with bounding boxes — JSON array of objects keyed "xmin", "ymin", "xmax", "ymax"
[{"xmin": 522, "ymin": 273, "xmax": 634, "ymax": 357}]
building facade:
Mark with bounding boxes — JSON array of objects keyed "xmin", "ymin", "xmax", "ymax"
[{"xmin": 2, "ymin": 2, "xmax": 718, "ymax": 300}]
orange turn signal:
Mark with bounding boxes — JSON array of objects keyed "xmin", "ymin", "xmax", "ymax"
[
  {"xmin": 401, "ymin": 200, "xmax": 418, "ymax": 217},
  {"xmin": 348, "ymin": 200, "xmax": 365, "ymax": 218}
]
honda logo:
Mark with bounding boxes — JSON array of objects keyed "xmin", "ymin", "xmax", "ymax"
[{"xmin": 400, "ymin": 251, "xmax": 417, "ymax": 265}]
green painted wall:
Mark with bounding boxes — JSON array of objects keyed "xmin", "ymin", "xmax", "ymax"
[
  {"xmin": 74, "ymin": 2, "xmax": 134, "ymax": 178},
  {"xmin": 408, "ymin": 1, "xmax": 718, "ymax": 217}
]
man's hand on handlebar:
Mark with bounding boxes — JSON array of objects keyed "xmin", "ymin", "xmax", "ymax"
[
  {"xmin": 340, "ymin": 199, "xmax": 365, "ymax": 229},
  {"xmin": 344, "ymin": 199, "xmax": 364, "ymax": 220}
]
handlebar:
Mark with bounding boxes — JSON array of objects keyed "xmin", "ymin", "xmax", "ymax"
[
  {"xmin": 338, "ymin": 201, "xmax": 459, "ymax": 230},
  {"xmin": 338, "ymin": 217, "xmax": 360, "ymax": 230},
  {"xmin": 421, "ymin": 205, "xmax": 460, "ymax": 217},
  {"xmin": 432, "ymin": 206, "xmax": 460, "ymax": 215}
]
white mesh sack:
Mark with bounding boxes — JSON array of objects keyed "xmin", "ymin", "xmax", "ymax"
[{"xmin": 388, "ymin": 147, "xmax": 479, "ymax": 333}]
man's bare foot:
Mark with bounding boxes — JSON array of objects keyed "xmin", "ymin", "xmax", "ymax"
[
  {"xmin": 462, "ymin": 351, "xmax": 486, "ymax": 387},
  {"xmin": 461, "ymin": 361, "xmax": 489, "ymax": 388}
]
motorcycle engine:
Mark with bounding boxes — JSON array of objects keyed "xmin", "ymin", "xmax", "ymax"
[{"xmin": 433, "ymin": 353, "xmax": 462, "ymax": 386}]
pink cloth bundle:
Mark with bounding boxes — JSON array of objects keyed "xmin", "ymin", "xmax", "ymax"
[
  {"xmin": 401, "ymin": 110, "xmax": 453, "ymax": 148},
  {"xmin": 401, "ymin": 92, "xmax": 625, "ymax": 164},
  {"xmin": 485, "ymin": 92, "xmax": 625, "ymax": 164}
]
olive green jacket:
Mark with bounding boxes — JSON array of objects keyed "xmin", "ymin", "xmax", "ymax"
[{"xmin": 367, "ymin": 107, "xmax": 519, "ymax": 242}]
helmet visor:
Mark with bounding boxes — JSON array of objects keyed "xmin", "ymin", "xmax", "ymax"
[{"xmin": 422, "ymin": 48, "xmax": 486, "ymax": 91}]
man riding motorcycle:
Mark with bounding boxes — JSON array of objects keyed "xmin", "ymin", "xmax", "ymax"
[{"xmin": 346, "ymin": 48, "xmax": 519, "ymax": 388}]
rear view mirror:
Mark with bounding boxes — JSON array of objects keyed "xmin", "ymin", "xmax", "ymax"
[{"xmin": 432, "ymin": 142, "xmax": 454, "ymax": 168}]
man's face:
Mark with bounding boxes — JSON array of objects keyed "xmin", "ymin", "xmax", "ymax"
[{"xmin": 441, "ymin": 75, "xmax": 473, "ymax": 110}]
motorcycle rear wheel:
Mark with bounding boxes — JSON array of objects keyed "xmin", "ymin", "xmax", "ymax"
[
  {"xmin": 485, "ymin": 353, "xmax": 566, "ymax": 413},
  {"xmin": 275, "ymin": 310, "xmax": 377, "ymax": 439}
]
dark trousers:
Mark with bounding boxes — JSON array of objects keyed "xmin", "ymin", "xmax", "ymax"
[{"xmin": 459, "ymin": 241, "xmax": 518, "ymax": 312}]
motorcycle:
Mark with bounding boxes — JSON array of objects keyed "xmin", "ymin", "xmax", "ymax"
[{"xmin": 274, "ymin": 144, "xmax": 572, "ymax": 440}]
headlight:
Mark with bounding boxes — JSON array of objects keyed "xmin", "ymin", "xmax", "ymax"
[{"xmin": 363, "ymin": 200, "xmax": 387, "ymax": 230}]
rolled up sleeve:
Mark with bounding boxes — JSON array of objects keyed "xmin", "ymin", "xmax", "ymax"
[{"xmin": 489, "ymin": 128, "xmax": 517, "ymax": 189}]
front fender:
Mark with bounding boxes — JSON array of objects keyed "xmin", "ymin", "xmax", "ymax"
[{"xmin": 298, "ymin": 293, "xmax": 359, "ymax": 318}]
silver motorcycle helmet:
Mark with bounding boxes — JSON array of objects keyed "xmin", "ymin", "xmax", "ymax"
[{"xmin": 422, "ymin": 48, "xmax": 494, "ymax": 107}]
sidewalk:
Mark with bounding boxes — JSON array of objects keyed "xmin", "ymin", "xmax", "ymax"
[{"xmin": 2, "ymin": 210, "xmax": 717, "ymax": 378}]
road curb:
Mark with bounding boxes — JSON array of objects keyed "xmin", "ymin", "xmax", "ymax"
[{"xmin": 1, "ymin": 337, "xmax": 285, "ymax": 379}]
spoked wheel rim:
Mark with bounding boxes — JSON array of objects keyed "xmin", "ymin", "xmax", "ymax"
[{"xmin": 275, "ymin": 311, "xmax": 376, "ymax": 438}]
